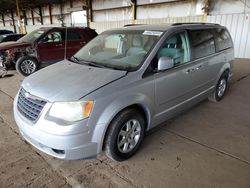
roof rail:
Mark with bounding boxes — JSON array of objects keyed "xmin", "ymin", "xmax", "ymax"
[
  {"xmin": 123, "ymin": 24, "xmax": 146, "ymax": 27},
  {"xmin": 172, "ymin": 22, "xmax": 219, "ymax": 26}
]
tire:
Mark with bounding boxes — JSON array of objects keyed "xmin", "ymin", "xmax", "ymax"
[
  {"xmin": 16, "ymin": 56, "xmax": 39, "ymax": 76},
  {"xmin": 104, "ymin": 109, "xmax": 146, "ymax": 161},
  {"xmin": 209, "ymin": 72, "xmax": 228, "ymax": 102},
  {"xmin": 0, "ymin": 62, "xmax": 7, "ymax": 78}
]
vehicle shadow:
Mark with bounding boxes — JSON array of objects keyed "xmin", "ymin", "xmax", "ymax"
[
  {"xmin": 140, "ymin": 100, "xmax": 208, "ymax": 150},
  {"xmin": 0, "ymin": 74, "xmax": 14, "ymax": 78}
]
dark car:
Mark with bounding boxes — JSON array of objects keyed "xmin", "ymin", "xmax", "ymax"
[
  {"xmin": 0, "ymin": 30, "xmax": 13, "ymax": 35},
  {"xmin": 0, "ymin": 27, "xmax": 97, "ymax": 76},
  {"xmin": 0, "ymin": 34, "xmax": 25, "ymax": 43}
]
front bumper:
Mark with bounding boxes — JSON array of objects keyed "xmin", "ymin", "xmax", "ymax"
[{"xmin": 13, "ymin": 96, "xmax": 99, "ymax": 160}]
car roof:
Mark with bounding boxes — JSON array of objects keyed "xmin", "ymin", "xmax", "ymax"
[
  {"xmin": 0, "ymin": 30, "xmax": 14, "ymax": 34},
  {"xmin": 1, "ymin": 33, "xmax": 23, "ymax": 37},
  {"xmin": 38, "ymin": 27, "xmax": 91, "ymax": 31},
  {"xmin": 117, "ymin": 23, "xmax": 224, "ymax": 32}
]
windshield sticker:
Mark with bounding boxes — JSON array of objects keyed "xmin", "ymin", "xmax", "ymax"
[{"xmin": 143, "ymin": 30, "xmax": 163, "ymax": 36}]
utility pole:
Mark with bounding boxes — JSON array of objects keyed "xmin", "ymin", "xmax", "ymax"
[
  {"xmin": 202, "ymin": 0, "xmax": 209, "ymax": 22},
  {"xmin": 131, "ymin": 0, "xmax": 137, "ymax": 24},
  {"xmin": 82, "ymin": 0, "xmax": 90, "ymax": 27},
  {"xmin": 16, "ymin": 0, "xmax": 23, "ymax": 34}
]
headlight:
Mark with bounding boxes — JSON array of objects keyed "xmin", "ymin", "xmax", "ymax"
[{"xmin": 48, "ymin": 101, "xmax": 94, "ymax": 122}]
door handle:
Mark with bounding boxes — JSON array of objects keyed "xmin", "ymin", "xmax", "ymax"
[
  {"xmin": 56, "ymin": 43, "xmax": 63, "ymax": 47},
  {"xmin": 186, "ymin": 68, "xmax": 194, "ymax": 74},
  {"xmin": 196, "ymin": 65, "xmax": 202, "ymax": 70},
  {"xmin": 80, "ymin": 41, "xmax": 86, "ymax": 45}
]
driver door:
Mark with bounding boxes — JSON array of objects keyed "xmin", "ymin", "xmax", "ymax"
[
  {"xmin": 153, "ymin": 31, "xmax": 204, "ymax": 122},
  {"xmin": 36, "ymin": 30, "xmax": 65, "ymax": 63}
]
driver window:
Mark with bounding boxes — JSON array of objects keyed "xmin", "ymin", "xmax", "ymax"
[
  {"xmin": 157, "ymin": 32, "xmax": 190, "ymax": 66},
  {"xmin": 43, "ymin": 31, "xmax": 62, "ymax": 43}
]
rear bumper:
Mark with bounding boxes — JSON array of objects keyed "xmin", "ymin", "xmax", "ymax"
[{"xmin": 14, "ymin": 97, "xmax": 99, "ymax": 160}]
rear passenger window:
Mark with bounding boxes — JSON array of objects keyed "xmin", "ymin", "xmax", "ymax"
[
  {"xmin": 214, "ymin": 28, "xmax": 232, "ymax": 52},
  {"xmin": 189, "ymin": 30, "xmax": 215, "ymax": 59},
  {"xmin": 67, "ymin": 31, "xmax": 82, "ymax": 41}
]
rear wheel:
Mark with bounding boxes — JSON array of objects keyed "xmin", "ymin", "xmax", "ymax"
[
  {"xmin": 104, "ymin": 109, "xmax": 146, "ymax": 161},
  {"xmin": 209, "ymin": 72, "xmax": 228, "ymax": 102},
  {"xmin": 16, "ymin": 56, "xmax": 39, "ymax": 76}
]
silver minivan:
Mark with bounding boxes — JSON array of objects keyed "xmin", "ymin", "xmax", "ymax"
[{"xmin": 14, "ymin": 23, "xmax": 234, "ymax": 161}]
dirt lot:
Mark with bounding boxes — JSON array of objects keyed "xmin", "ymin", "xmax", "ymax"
[{"xmin": 0, "ymin": 59, "xmax": 249, "ymax": 188}]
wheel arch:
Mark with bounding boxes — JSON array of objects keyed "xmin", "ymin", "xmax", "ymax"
[
  {"xmin": 16, "ymin": 54, "xmax": 38, "ymax": 62},
  {"xmin": 216, "ymin": 62, "xmax": 231, "ymax": 84},
  {"xmin": 15, "ymin": 55, "xmax": 39, "ymax": 76},
  {"xmin": 91, "ymin": 94, "xmax": 153, "ymax": 153},
  {"xmin": 101, "ymin": 103, "xmax": 150, "ymax": 151}
]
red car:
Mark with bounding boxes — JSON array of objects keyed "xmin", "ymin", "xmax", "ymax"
[{"xmin": 0, "ymin": 27, "xmax": 97, "ymax": 76}]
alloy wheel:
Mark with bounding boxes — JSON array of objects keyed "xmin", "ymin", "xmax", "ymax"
[
  {"xmin": 117, "ymin": 119, "xmax": 142, "ymax": 153},
  {"xmin": 217, "ymin": 78, "xmax": 227, "ymax": 98},
  {"xmin": 20, "ymin": 60, "xmax": 36, "ymax": 75}
]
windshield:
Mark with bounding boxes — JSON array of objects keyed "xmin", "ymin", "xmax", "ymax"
[
  {"xmin": 73, "ymin": 30, "xmax": 162, "ymax": 71},
  {"xmin": 18, "ymin": 29, "xmax": 45, "ymax": 43}
]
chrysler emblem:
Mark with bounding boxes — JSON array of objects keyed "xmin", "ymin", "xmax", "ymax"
[{"xmin": 25, "ymin": 92, "xmax": 30, "ymax": 98}]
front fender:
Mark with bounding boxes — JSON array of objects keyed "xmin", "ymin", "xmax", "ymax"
[{"xmin": 91, "ymin": 93, "xmax": 154, "ymax": 153}]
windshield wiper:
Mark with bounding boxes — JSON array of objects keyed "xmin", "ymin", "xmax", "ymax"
[
  {"xmin": 88, "ymin": 62, "xmax": 106, "ymax": 68},
  {"xmin": 69, "ymin": 58, "xmax": 124, "ymax": 71},
  {"xmin": 69, "ymin": 57, "xmax": 104, "ymax": 68},
  {"xmin": 83, "ymin": 61, "xmax": 111, "ymax": 69},
  {"xmin": 70, "ymin": 56, "xmax": 80, "ymax": 63}
]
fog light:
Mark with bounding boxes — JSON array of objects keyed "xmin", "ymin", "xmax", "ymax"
[{"xmin": 52, "ymin": 149, "xmax": 65, "ymax": 155}]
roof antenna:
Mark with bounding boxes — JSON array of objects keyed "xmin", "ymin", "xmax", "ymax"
[{"xmin": 64, "ymin": 26, "xmax": 68, "ymax": 60}]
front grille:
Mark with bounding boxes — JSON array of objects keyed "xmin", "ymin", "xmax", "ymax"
[{"xmin": 17, "ymin": 88, "xmax": 47, "ymax": 122}]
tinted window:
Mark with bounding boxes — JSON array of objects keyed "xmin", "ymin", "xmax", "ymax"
[
  {"xmin": 5, "ymin": 36, "xmax": 16, "ymax": 42},
  {"xmin": 67, "ymin": 30, "xmax": 82, "ymax": 41},
  {"xmin": 2, "ymin": 36, "xmax": 12, "ymax": 42},
  {"xmin": 7, "ymin": 36, "xmax": 15, "ymax": 41},
  {"xmin": 214, "ymin": 28, "xmax": 233, "ymax": 51},
  {"xmin": 0, "ymin": 35, "xmax": 5, "ymax": 42},
  {"xmin": 189, "ymin": 30, "xmax": 215, "ymax": 59},
  {"xmin": 43, "ymin": 31, "xmax": 62, "ymax": 43},
  {"xmin": 84, "ymin": 28, "xmax": 98, "ymax": 39}
]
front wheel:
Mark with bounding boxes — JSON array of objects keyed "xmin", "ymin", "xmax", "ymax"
[
  {"xmin": 104, "ymin": 109, "xmax": 146, "ymax": 161},
  {"xmin": 0, "ymin": 62, "xmax": 7, "ymax": 78},
  {"xmin": 16, "ymin": 56, "xmax": 39, "ymax": 76},
  {"xmin": 209, "ymin": 73, "xmax": 228, "ymax": 102}
]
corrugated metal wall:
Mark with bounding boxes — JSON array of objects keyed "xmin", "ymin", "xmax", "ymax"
[
  {"xmin": 0, "ymin": 0, "xmax": 84, "ymax": 32},
  {"xmin": 90, "ymin": 13, "xmax": 250, "ymax": 58},
  {"xmin": 207, "ymin": 14, "xmax": 250, "ymax": 59}
]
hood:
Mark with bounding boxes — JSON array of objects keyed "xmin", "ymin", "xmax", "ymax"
[
  {"xmin": 22, "ymin": 60, "xmax": 127, "ymax": 102},
  {"xmin": 0, "ymin": 41, "xmax": 31, "ymax": 50}
]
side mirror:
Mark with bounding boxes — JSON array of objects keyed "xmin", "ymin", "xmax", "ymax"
[{"xmin": 157, "ymin": 57, "xmax": 174, "ymax": 71}]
